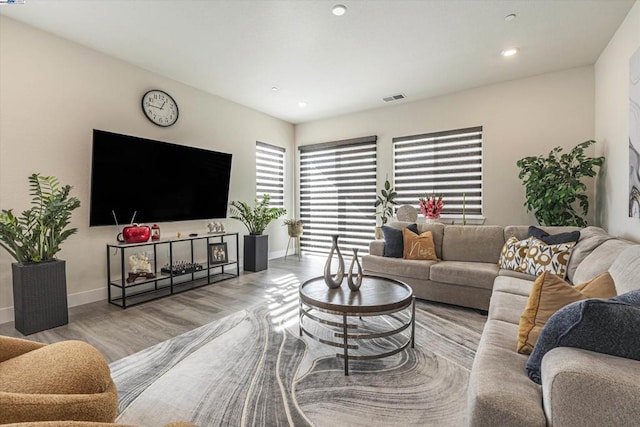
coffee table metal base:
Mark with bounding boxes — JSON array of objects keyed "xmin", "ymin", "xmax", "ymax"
[{"xmin": 299, "ymin": 298, "xmax": 415, "ymax": 376}]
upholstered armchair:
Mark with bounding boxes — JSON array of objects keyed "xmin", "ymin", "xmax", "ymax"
[{"xmin": 0, "ymin": 335, "xmax": 118, "ymax": 424}]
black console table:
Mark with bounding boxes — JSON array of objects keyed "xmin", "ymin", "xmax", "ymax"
[{"xmin": 106, "ymin": 233, "xmax": 239, "ymax": 308}]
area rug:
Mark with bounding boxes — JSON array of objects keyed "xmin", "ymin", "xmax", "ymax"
[{"xmin": 110, "ymin": 291, "xmax": 485, "ymax": 427}]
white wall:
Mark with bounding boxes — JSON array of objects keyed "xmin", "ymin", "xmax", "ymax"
[
  {"xmin": 0, "ymin": 17, "xmax": 295, "ymax": 321},
  {"xmin": 595, "ymin": 0, "xmax": 640, "ymax": 241},
  {"xmin": 296, "ymin": 66, "xmax": 596, "ymax": 227}
]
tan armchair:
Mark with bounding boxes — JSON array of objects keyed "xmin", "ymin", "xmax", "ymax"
[{"xmin": 0, "ymin": 335, "xmax": 118, "ymax": 424}]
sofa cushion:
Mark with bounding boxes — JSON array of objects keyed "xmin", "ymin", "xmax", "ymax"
[
  {"xmin": 430, "ymin": 261, "xmax": 499, "ymax": 290},
  {"xmin": 609, "ymin": 245, "xmax": 640, "ymax": 295},
  {"xmin": 519, "ymin": 238, "xmax": 575, "ymax": 279},
  {"xmin": 565, "ymin": 226, "xmax": 614, "ymax": 283},
  {"xmin": 492, "ymin": 275, "xmax": 535, "ymax": 298},
  {"xmin": 402, "ymin": 228, "xmax": 437, "ymax": 260},
  {"xmin": 526, "ymin": 291, "xmax": 640, "ymax": 384},
  {"xmin": 527, "ymin": 226, "xmax": 580, "ymax": 245},
  {"xmin": 498, "ymin": 236, "xmax": 532, "ymax": 272},
  {"xmin": 487, "ymin": 289, "xmax": 529, "ymax": 325},
  {"xmin": 573, "ymin": 238, "xmax": 632, "ymax": 284},
  {"xmin": 516, "ymin": 272, "xmax": 617, "ymax": 354},
  {"xmin": 0, "ymin": 341, "xmax": 113, "ymax": 394},
  {"xmin": 416, "ymin": 222, "xmax": 445, "ymax": 258},
  {"xmin": 361, "ymin": 255, "xmax": 436, "ymax": 281},
  {"xmin": 442, "ymin": 225, "xmax": 504, "ymax": 263},
  {"xmin": 381, "ymin": 223, "xmax": 418, "ymax": 258},
  {"xmin": 498, "ymin": 268, "xmax": 538, "ymax": 281}
]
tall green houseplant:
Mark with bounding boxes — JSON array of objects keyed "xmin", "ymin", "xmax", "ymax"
[
  {"xmin": 0, "ymin": 173, "xmax": 81, "ymax": 335},
  {"xmin": 516, "ymin": 140, "xmax": 604, "ymax": 227},
  {"xmin": 229, "ymin": 193, "xmax": 286, "ymax": 235},
  {"xmin": 375, "ymin": 177, "xmax": 398, "ymax": 226}
]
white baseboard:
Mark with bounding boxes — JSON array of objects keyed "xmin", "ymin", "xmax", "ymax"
[{"xmin": 0, "ymin": 287, "xmax": 106, "ymax": 326}]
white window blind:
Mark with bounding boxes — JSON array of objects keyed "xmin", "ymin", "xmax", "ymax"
[
  {"xmin": 393, "ymin": 126, "xmax": 483, "ymax": 217},
  {"xmin": 299, "ymin": 136, "xmax": 377, "ymax": 255},
  {"xmin": 256, "ymin": 141, "xmax": 285, "ymax": 208}
]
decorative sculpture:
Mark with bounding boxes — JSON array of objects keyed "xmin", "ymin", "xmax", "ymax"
[
  {"xmin": 347, "ymin": 248, "xmax": 363, "ymax": 291},
  {"xmin": 323, "ymin": 234, "xmax": 345, "ymax": 289},
  {"xmin": 127, "ymin": 252, "xmax": 156, "ymax": 283}
]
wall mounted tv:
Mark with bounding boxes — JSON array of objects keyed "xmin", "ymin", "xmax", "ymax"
[{"xmin": 90, "ymin": 129, "xmax": 232, "ymax": 227}]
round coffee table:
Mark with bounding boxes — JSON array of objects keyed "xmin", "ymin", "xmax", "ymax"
[{"xmin": 299, "ymin": 275, "xmax": 415, "ymax": 375}]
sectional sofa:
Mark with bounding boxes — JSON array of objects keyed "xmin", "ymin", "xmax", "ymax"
[{"xmin": 362, "ymin": 222, "xmax": 640, "ymax": 426}]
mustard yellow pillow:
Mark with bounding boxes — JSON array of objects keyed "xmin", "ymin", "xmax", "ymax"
[
  {"xmin": 516, "ymin": 271, "xmax": 617, "ymax": 354},
  {"xmin": 402, "ymin": 228, "xmax": 437, "ymax": 260}
]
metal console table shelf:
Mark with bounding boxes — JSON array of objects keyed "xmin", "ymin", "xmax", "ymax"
[{"xmin": 106, "ymin": 232, "xmax": 239, "ymax": 308}]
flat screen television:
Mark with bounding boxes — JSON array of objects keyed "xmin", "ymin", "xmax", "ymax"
[{"xmin": 90, "ymin": 129, "xmax": 232, "ymax": 226}]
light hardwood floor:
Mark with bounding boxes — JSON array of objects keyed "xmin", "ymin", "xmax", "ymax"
[{"xmin": 0, "ymin": 255, "xmax": 329, "ymax": 362}]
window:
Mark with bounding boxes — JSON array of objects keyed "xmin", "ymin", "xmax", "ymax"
[
  {"xmin": 256, "ymin": 141, "xmax": 285, "ymax": 208},
  {"xmin": 393, "ymin": 126, "xmax": 483, "ymax": 218},
  {"xmin": 299, "ymin": 136, "xmax": 377, "ymax": 254}
]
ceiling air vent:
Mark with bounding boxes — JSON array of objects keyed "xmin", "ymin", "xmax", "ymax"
[{"xmin": 382, "ymin": 93, "xmax": 407, "ymax": 103}]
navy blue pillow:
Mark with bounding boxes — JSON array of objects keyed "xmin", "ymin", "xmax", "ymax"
[
  {"xmin": 526, "ymin": 288, "xmax": 640, "ymax": 384},
  {"xmin": 528, "ymin": 226, "xmax": 580, "ymax": 245},
  {"xmin": 382, "ymin": 224, "xmax": 419, "ymax": 258}
]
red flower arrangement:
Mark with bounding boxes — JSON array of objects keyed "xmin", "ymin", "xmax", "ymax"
[{"xmin": 418, "ymin": 194, "xmax": 444, "ymax": 219}]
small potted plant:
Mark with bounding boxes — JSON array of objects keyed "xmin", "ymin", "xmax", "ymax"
[
  {"xmin": 283, "ymin": 219, "xmax": 303, "ymax": 237},
  {"xmin": 230, "ymin": 194, "xmax": 286, "ymax": 272},
  {"xmin": 0, "ymin": 173, "xmax": 81, "ymax": 335},
  {"xmin": 374, "ymin": 177, "xmax": 398, "ymax": 239}
]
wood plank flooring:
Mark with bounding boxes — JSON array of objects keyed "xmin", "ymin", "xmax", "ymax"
[{"xmin": 0, "ymin": 255, "xmax": 486, "ymax": 364}]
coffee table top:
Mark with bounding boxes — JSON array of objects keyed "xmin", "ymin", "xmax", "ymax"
[{"xmin": 299, "ymin": 275, "xmax": 413, "ymax": 314}]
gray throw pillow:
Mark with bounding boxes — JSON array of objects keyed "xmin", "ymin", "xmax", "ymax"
[
  {"xmin": 526, "ymin": 288, "xmax": 640, "ymax": 384},
  {"xmin": 528, "ymin": 226, "xmax": 580, "ymax": 245},
  {"xmin": 382, "ymin": 223, "xmax": 419, "ymax": 258}
]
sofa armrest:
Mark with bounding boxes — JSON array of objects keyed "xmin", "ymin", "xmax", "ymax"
[
  {"xmin": 542, "ymin": 347, "xmax": 640, "ymax": 426},
  {"xmin": 369, "ymin": 240, "xmax": 384, "ymax": 256},
  {"xmin": 0, "ymin": 336, "xmax": 47, "ymax": 363}
]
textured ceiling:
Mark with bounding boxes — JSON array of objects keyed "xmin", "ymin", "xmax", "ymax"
[{"xmin": 0, "ymin": 0, "xmax": 635, "ymax": 123}]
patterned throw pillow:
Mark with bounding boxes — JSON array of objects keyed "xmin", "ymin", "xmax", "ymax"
[
  {"xmin": 402, "ymin": 228, "xmax": 437, "ymax": 260},
  {"xmin": 498, "ymin": 236, "xmax": 532, "ymax": 271},
  {"xmin": 519, "ymin": 238, "xmax": 576, "ymax": 278}
]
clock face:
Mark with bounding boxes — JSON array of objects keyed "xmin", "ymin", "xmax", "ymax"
[{"xmin": 142, "ymin": 90, "xmax": 179, "ymax": 127}]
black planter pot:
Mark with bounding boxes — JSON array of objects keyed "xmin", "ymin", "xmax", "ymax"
[
  {"xmin": 244, "ymin": 234, "xmax": 268, "ymax": 272},
  {"xmin": 12, "ymin": 259, "xmax": 69, "ymax": 335}
]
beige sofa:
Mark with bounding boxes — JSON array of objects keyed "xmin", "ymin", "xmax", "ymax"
[{"xmin": 363, "ymin": 222, "xmax": 640, "ymax": 426}]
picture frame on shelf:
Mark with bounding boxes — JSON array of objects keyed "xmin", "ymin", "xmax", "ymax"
[{"xmin": 209, "ymin": 242, "xmax": 228, "ymax": 264}]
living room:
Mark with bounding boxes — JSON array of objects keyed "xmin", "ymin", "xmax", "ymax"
[{"xmin": 0, "ymin": 0, "xmax": 639, "ymax": 426}]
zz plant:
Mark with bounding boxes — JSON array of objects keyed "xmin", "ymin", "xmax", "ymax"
[
  {"xmin": 516, "ymin": 140, "xmax": 604, "ymax": 227},
  {"xmin": 0, "ymin": 173, "xmax": 81, "ymax": 263},
  {"xmin": 230, "ymin": 193, "xmax": 287, "ymax": 235}
]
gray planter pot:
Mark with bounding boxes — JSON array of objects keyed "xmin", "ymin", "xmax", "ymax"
[
  {"xmin": 244, "ymin": 234, "xmax": 268, "ymax": 272},
  {"xmin": 12, "ymin": 259, "xmax": 68, "ymax": 335}
]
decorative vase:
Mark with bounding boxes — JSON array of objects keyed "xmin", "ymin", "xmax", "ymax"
[
  {"xmin": 287, "ymin": 223, "xmax": 303, "ymax": 237},
  {"xmin": 323, "ymin": 234, "xmax": 344, "ymax": 289},
  {"xmin": 347, "ymin": 248, "xmax": 363, "ymax": 291}
]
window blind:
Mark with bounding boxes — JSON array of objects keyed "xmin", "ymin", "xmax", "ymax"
[
  {"xmin": 256, "ymin": 141, "xmax": 285, "ymax": 208},
  {"xmin": 393, "ymin": 126, "xmax": 483, "ymax": 217},
  {"xmin": 299, "ymin": 136, "xmax": 377, "ymax": 255}
]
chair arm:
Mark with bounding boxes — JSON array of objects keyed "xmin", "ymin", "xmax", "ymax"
[
  {"xmin": 542, "ymin": 347, "xmax": 640, "ymax": 426},
  {"xmin": 369, "ymin": 240, "xmax": 384, "ymax": 256},
  {"xmin": 0, "ymin": 336, "xmax": 47, "ymax": 363}
]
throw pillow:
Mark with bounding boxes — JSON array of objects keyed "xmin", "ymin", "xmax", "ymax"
[
  {"xmin": 528, "ymin": 226, "xmax": 581, "ymax": 245},
  {"xmin": 498, "ymin": 236, "xmax": 532, "ymax": 271},
  {"xmin": 402, "ymin": 228, "xmax": 437, "ymax": 260},
  {"xmin": 382, "ymin": 224, "xmax": 419, "ymax": 258},
  {"xmin": 516, "ymin": 272, "xmax": 617, "ymax": 354},
  {"xmin": 526, "ymin": 290, "xmax": 640, "ymax": 385},
  {"xmin": 519, "ymin": 238, "xmax": 576, "ymax": 278}
]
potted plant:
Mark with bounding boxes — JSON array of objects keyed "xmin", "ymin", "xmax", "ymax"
[
  {"xmin": 0, "ymin": 173, "xmax": 81, "ymax": 335},
  {"xmin": 516, "ymin": 140, "xmax": 604, "ymax": 227},
  {"xmin": 283, "ymin": 219, "xmax": 303, "ymax": 237},
  {"xmin": 374, "ymin": 177, "xmax": 398, "ymax": 239},
  {"xmin": 230, "ymin": 194, "xmax": 286, "ymax": 272}
]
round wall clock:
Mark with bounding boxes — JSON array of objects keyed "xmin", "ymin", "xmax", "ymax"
[{"xmin": 141, "ymin": 89, "xmax": 179, "ymax": 127}]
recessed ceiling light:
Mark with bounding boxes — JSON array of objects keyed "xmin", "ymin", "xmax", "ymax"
[
  {"xmin": 332, "ymin": 4, "xmax": 347, "ymax": 16},
  {"xmin": 505, "ymin": 13, "xmax": 517, "ymax": 21},
  {"xmin": 501, "ymin": 47, "xmax": 519, "ymax": 57},
  {"xmin": 298, "ymin": 101, "xmax": 308, "ymax": 108},
  {"xmin": 271, "ymin": 86, "xmax": 279, "ymax": 92}
]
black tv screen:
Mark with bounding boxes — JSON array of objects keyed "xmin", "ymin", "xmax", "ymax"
[{"xmin": 90, "ymin": 130, "xmax": 232, "ymax": 226}]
